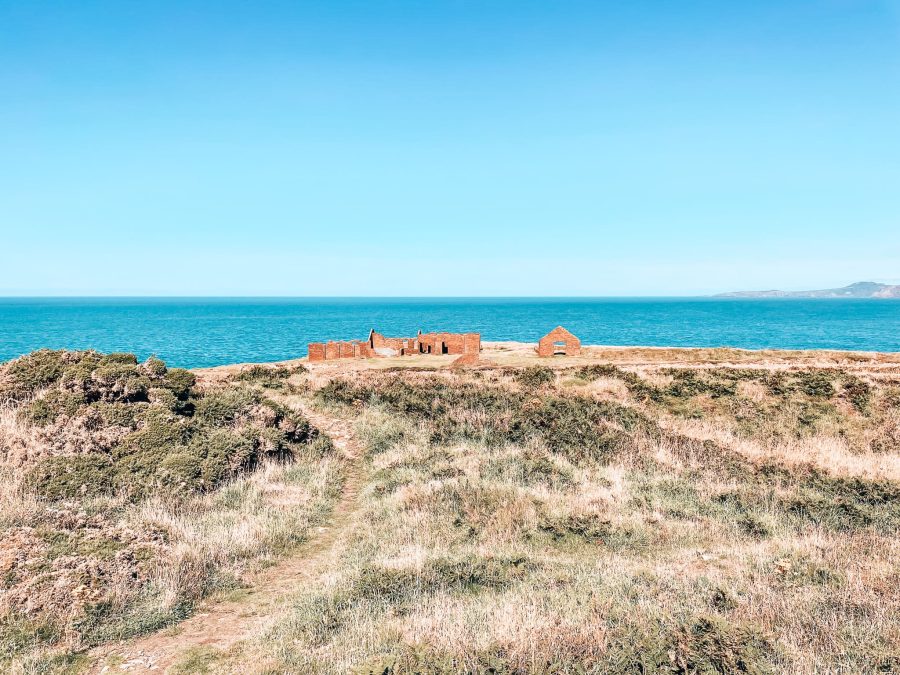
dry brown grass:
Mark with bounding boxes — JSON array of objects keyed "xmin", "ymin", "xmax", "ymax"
[
  {"xmin": 0, "ymin": 354, "xmax": 345, "ymax": 672},
  {"xmin": 3, "ymin": 345, "xmax": 899, "ymax": 673},
  {"xmin": 216, "ymin": 356, "xmax": 899, "ymax": 674}
]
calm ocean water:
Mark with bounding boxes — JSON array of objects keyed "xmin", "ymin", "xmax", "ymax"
[{"xmin": 2, "ymin": 298, "xmax": 899, "ymax": 369}]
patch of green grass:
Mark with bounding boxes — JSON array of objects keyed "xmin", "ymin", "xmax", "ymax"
[
  {"xmin": 285, "ymin": 555, "xmax": 536, "ymax": 647},
  {"xmin": 349, "ymin": 614, "xmax": 776, "ymax": 675},
  {"xmin": 534, "ymin": 513, "xmax": 652, "ymax": 553},
  {"xmin": 632, "ymin": 477, "xmax": 709, "ymax": 519},
  {"xmin": 673, "ymin": 615, "xmax": 776, "ymax": 675},
  {"xmin": 767, "ymin": 553, "xmax": 844, "ymax": 589},
  {"xmin": 482, "ymin": 447, "xmax": 574, "ymax": 489},
  {"xmin": 357, "ymin": 417, "xmax": 410, "ymax": 456},
  {"xmin": 171, "ymin": 645, "xmax": 223, "ymax": 674},
  {"xmin": 0, "ymin": 613, "xmax": 61, "ymax": 664},
  {"xmin": 17, "ymin": 649, "xmax": 89, "ymax": 674},
  {"xmin": 73, "ymin": 595, "xmax": 194, "ymax": 648},
  {"xmin": 747, "ymin": 465, "xmax": 900, "ymax": 532},
  {"xmin": 572, "ymin": 364, "xmax": 661, "ymax": 400}
]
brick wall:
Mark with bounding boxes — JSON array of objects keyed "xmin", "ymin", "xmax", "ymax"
[
  {"xmin": 310, "ymin": 330, "xmax": 480, "ymax": 361},
  {"xmin": 463, "ymin": 333, "xmax": 481, "ymax": 354},
  {"xmin": 537, "ymin": 327, "xmax": 581, "ymax": 357}
]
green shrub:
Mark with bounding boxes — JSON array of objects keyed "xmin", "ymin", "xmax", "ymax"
[
  {"xmin": 148, "ymin": 387, "xmax": 178, "ymax": 411},
  {"xmin": 24, "ymin": 384, "xmax": 321, "ymax": 501},
  {"xmin": 318, "ymin": 375, "xmax": 659, "ymax": 463},
  {"xmin": 674, "ymin": 615, "xmax": 775, "ymax": 675},
  {"xmin": 764, "ymin": 369, "xmax": 837, "ymax": 399},
  {"xmin": 144, "ymin": 356, "xmax": 167, "ymax": 377},
  {"xmin": 100, "ymin": 353, "xmax": 138, "ymax": 366},
  {"xmin": 162, "ymin": 368, "xmax": 196, "ymax": 399},
  {"xmin": 514, "ymin": 366, "xmax": 554, "ymax": 388},
  {"xmin": 21, "ymin": 390, "xmax": 86, "ymax": 426},
  {"xmin": 794, "ymin": 370, "xmax": 836, "ymax": 398},
  {"xmin": 194, "ymin": 388, "xmax": 261, "ymax": 426},
  {"xmin": 1, "ymin": 349, "xmax": 75, "ymax": 401},
  {"xmin": 842, "ymin": 376, "xmax": 872, "ymax": 414},
  {"xmin": 90, "ymin": 363, "xmax": 151, "ymax": 402},
  {"xmin": 232, "ymin": 364, "xmax": 305, "ymax": 389},
  {"xmin": 307, "ymin": 434, "xmax": 336, "ymax": 458},
  {"xmin": 189, "ymin": 430, "xmax": 257, "ymax": 487},
  {"xmin": 25, "ymin": 454, "xmax": 116, "ymax": 500},
  {"xmin": 117, "ymin": 413, "xmax": 192, "ymax": 454},
  {"xmin": 573, "ymin": 364, "xmax": 623, "ymax": 381},
  {"xmin": 94, "ymin": 401, "xmax": 146, "ymax": 428},
  {"xmin": 661, "ymin": 369, "xmax": 737, "ymax": 399},
  {"xmin": 158, "ymin": 452, "xmax": 203, "ymax": 491}
]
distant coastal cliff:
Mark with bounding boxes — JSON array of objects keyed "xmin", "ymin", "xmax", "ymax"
[{"xmin": 715, "ymin": 281, "xmax": 900, "ymax": 299}]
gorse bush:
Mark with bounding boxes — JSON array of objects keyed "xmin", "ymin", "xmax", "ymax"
[
  {"xmin": 3, "ymin": 350, "xmax": 197, "ymax": 423},
  {"xmin": 317, "ymin": 374, "xmax": 659, "ymax": 463},
  {"xmin": 841, "ymin": 376, "xmax": 872, "ymax": 414},
  {"xmin": 572, "ymin": 364, "xmax": 878, "ymax": 425},
  {"xmin": 0, "ymin": 350, "xmax": 328, "ymax": 501},
  {"xmin": 514, "ymin": 366, "xmax": 554, "ymax": 388},
  {"xmin": 230, "ymin": 363, "xmax": 306, "ymax": 389},
  {"xmin": 1, "ymin": 349, "xmax": 75, "ymax": 400}
]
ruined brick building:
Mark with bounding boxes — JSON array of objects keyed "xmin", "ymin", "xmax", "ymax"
[
  {"xmin": 308, "ymin": 329, "xmax": 481, "ymax": 362},
  {"xmin": 537, "ymin": 326, "xmax": 581, "ymax": 357}
]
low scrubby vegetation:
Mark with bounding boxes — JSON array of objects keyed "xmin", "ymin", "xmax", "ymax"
[
  {"xmin": 0, "ymin": 350, "xmax": 341, "ymax": 670},
  {"xmin": 317, "ymin": 374, "xmax": 658, "ymax": 462},
  {"xmin": 228, "ymin": 362, "xmax": 900, "ymax": 674},
  {"xmin": 1, "ymin": 349, "xmax": 325, "ymax": 501},
  {"xmin": 3, "ymin": 348, "xmax": 899, "ymax": 673},
  {"xmin": 229, "ymin": 363, "xmax": 307, "ymax": 390}
]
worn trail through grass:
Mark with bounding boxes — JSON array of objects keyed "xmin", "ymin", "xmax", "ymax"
[{"xmin": 87, "ymin": 403, "xmax": 365, "ymax": 674}]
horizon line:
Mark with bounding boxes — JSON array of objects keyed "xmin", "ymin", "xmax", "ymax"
[{"xmin": 1, "ymin": 294, "xmax": 897, "ymax": 301}]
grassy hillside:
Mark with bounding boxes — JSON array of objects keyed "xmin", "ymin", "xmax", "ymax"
[
  {"xmin": 2, "ymin": 348, "xmax": 898, "ymax": 673},
  {"xmin": 236, "ymin": 363, "xmax": 898, "ymax": 674},
  {"xmin": 0, "ymin": 351, "xmax": 341, "ymax": 672}
]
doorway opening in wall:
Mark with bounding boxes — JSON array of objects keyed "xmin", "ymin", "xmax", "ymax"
[
  {"xmin": 553, "ymin": 341, "xmax": 566, "ymax": 355},
  {"xmin": 441, "ymin": 343, "xmax": 448, "ymax": 354}
]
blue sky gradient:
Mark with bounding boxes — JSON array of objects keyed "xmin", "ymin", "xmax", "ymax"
[{"xmin": 1, "ymin": 1, "xmax": 898, "ymax": 296}]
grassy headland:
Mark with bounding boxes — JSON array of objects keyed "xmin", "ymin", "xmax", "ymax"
[{"xmin": 1, "ymin": 344, "xmax": 898, "ymax": 673}]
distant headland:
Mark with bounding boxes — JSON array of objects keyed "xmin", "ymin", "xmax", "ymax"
[{"xmin": 715, "ymin": 281, "xmax": 900, "ymax": 299}]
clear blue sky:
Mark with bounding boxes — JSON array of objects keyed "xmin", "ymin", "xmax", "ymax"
[{"xmin": 1, "ymin": 0, "xmax": 898, "ymax": 296}]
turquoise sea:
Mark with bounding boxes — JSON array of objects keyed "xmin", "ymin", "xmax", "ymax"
[{"xmin": 2, "ymin": 298, "xmax": 899, "ymax": 369}]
